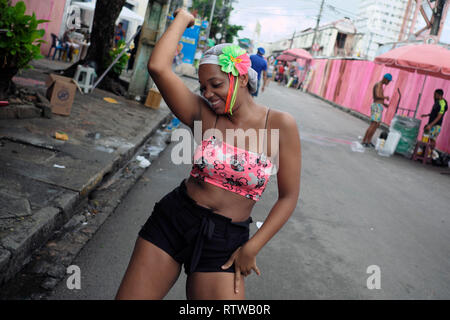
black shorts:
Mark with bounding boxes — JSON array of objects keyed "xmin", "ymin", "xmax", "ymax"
[{"xmin": 138, "ymin": 180, "xmax": 252, "ymax": 275}]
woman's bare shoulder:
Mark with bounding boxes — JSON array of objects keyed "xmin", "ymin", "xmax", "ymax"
[{"xmin": 267, "ymin": 108, "xmax": 298, "ymax": 131}]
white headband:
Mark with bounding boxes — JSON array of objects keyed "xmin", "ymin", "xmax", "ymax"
[{"xmin": 199, "ymin": 44, "xmax": 258, "ymax": 94}]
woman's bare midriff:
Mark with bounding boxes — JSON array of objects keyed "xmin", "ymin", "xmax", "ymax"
[{"xmin": 185, "ymin": 176, "xmax": 256, "ymax": 222}]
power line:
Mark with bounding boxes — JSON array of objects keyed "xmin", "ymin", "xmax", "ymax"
[
  {"xmin": 232, "ymin": 1, "xmax": 320, "ymax": 13},
  {"xmin": 234, "ymin": 1, "xmax": 358, "ymax": 17},
  {"xmin": 321, "ymin": 7, "xmax": 357, "ymax": 21},
  {"xmin": 231, "ymin": 8, "xmax": 321, "ymax": 17},
  {"xmin": 235, "ymin": 4, "xmax": 320, "ymax": 10},
  {"xmin": 233, "ymin": 5, "xmax": 319, "ymax": 13}
]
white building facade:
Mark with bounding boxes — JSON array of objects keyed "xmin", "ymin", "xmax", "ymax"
[
  {"xmin": 259, "ymin": 18, "xmax": 361, "ymax": 58},
  {"xmin": 293, "ymin": 19, "xmax": 361, "ymax": 57},
  {"xmin": 123, "ymin": 0, "xmax": 148, "ymax": 42},
  {"xmin": 354, "ymin": 0, "xmax": 416, "ymax": 60}
]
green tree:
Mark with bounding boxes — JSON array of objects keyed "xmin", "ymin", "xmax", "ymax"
[
  {"xmin": 192, "ymin": 0, "xmax": 243, "ymax": 43},
  {"xmin": 63, "ymin": 0, "xmax": 127, "ymax": 94},
  {"xmin": 0, "ymin": 0, "xmax": 48, "ymax": 99}
]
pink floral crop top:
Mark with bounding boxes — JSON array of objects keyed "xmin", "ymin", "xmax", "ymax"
[{"xmin": 190, "ymin": 109, "xmax": 273, "ymax": 201}]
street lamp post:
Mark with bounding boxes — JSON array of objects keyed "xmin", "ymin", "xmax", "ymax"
[
  {"xmin": 366, "ymin": 32, "xmax": 373, "ymax": 59},
  {"xmin": 204, "ymin": 0, "xmax": 217, "ymax": 42},
  {"xmin": 311, "ymin": 0, "xmax": 325, "ymax": 55}
]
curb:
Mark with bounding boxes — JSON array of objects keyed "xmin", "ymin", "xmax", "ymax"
[
  {"xmin": 0, "ymin": 207, "xmax": 61, "ymax": 283},
  {"xmin": 0, "ymin": 118, "xmax": 175, "ymax": 299},
  {"xmin": 0, "ymin": 108, "xmax": 173, "ymax": 287}
]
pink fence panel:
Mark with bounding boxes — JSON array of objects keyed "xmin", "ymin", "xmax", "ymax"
[
  {"xmin": 309, "ymin": 60, "xmax": 327, "ymax": 95},
  {"xmin": 341, "ymin": 61, "xmax": 359, "ymax": 108},
  {"xmin": 333, "ymin": 60, "xmax": 347, "ymax": 106},
  {"xmin": 347, "ymin": 61, "xmax": 370, "ymax": 113},
  {"xmin": 324, "ymin": 60, "xmax": 341, "ymax": 101},
  {"xmin": 358, "ymin": 61, "xmax": 378, "ymax": 114}
]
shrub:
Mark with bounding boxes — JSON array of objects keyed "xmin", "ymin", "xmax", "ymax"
[
  {"xmin": 108, "ymin": 39, "xmax": 129, "ymax": 78},
  {"xmin": 0, "ymin": 0, "xmax": 48, "ymax": 97}
]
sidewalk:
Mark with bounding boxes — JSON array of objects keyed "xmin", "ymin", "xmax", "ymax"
[{"xmin": 0, "ymin": 58, "xmax": 199, "ymax": 288}]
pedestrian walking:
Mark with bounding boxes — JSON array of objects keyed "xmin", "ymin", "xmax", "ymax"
[
  {"xmin": 362, "ymin": 73, "xmax": 392, "ymax": 147},
  {"xmin": 249, "ymin": 47, "xmax": 268, "ymax": 97},
  {"xmin": 286, "ymin": 62, "xmax": 297, "ymax": 88},
  {"xmin": 421, "ymin": 89, "xmax": 448, "ymax": 157},
  {"xmin": 276, "ymin": 61, "xmax": 286, "ymax": 85},
  {"xmin": 114, "ymin": 22, "xmax": 125, "ymax": 46},
  {"xmin": 115, "ymin": 8, "xmax": 301, "ymax": 300},
  {"xmin": 263, "ymin": 56, "xmax": 275, "ymax": 89}
]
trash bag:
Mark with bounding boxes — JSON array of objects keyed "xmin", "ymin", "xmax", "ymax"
[
  {"xmin": 390, "ymin": 115, "xmax": 421, "ymax": 158},
  {"xmin": 432, "ymin": 151, "xmax": 450, "ymax": 167},
  {"xmin": 350, "ymin": 141, "xmax": 365, "ymax": 153}
]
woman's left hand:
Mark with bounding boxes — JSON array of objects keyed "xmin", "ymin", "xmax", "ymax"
[{"xmin": 221, "ymin": 243, "xmax": 261, "ymax": 293}]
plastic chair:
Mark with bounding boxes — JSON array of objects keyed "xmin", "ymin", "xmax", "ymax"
[
  {"xmin": 48, "ymin": 34, "xmax": 68, "ymax": 61},
  {"xmin": 73, "ymin": 65, "xmax": 96, "ymax": 93}
]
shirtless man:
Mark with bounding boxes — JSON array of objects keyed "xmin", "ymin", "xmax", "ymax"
[{"xmin": 362, "ymin": 73, "xmax": 392, "ymax": 147}]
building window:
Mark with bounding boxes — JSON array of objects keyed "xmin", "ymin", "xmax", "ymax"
[{"xmin": 336, "ymin": 33, "xmax": 347, "ymax": 49}]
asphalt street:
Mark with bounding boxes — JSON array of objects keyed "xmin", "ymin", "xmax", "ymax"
[{"xmin": 49, "ymin": 82, "xmax": 450, "ymax": 300}]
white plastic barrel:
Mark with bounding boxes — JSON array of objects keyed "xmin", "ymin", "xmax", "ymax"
[{"xmin": 378, "ymin": 130, "xmax": 401, "ymax": 157}]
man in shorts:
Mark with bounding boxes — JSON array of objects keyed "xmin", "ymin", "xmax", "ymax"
[
  {"xmin": 421, "ymin": 89, "xmax": 448, "ymax": 157},
  {"xmin": 362, "ymin": 73, "xmax": 392, "ymax": 147}
]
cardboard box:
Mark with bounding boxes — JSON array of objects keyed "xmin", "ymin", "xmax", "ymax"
[
  {"xmin": 144, "ymin": 88, "xmax": 162, "ymax": 109},
  {"xmin": 46, "ymin": 74, "xmax": 77, "ymax": 116}
]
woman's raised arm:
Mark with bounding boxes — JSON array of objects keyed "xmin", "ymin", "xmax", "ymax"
[{"xmin": 147, "ymin": 9, "xmax": 204, "ymax": 129}]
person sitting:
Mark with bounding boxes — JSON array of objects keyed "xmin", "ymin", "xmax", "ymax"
[{"xmin": 62, "ymin": 28, "xmax": 80, "ymax": 61}]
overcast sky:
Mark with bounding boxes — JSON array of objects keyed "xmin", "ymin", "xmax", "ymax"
[{"xmin": 229, "ymin": 0, "xmax": 450, "ymax": 44}]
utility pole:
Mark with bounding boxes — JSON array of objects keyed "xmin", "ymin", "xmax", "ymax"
[
  {"xmin": 413, "ymin": 0, "xmax": 449, "ymax": 41},
  {"xmin": 204, "ymin": 0, "xmax": 217, "ymax": 42},
  {"xmin": 366, "ymin": 32, "xmax": 373, "ymax": 59},
  {"xmin": 128, "ymin": 0, "xmax": 172, "ymax": 98},
  {"xmin": 397, "ymin": 0, "xmax": 413, "ymax": 43},
  {"xmin": 290, "ymin": 30, "xmax": 296, "ymax": 49},
  {"xmin": 310, "ymin": 0, "xmax": 325, "ymax": 54}
]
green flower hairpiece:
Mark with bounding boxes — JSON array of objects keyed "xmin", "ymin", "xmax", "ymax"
[{"xmin": 218, "ymin": 45, "xmax": 251, "ymax": 76}]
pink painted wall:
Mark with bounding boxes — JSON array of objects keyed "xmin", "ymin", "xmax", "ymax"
[
  {"xmin": 11, "ymin": 0, "xmax": 66, "ymax": 56},
  {"xmin": 306, "ymin": 59, "xmax": 450, "ymax": 154}
]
